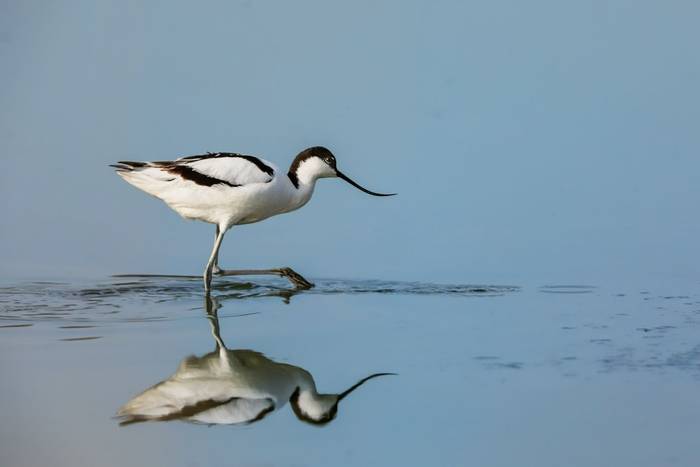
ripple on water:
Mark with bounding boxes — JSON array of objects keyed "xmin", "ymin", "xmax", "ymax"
[
  {"xmin": 0, "ymin": 277, "xmax": 520, "ymax": 324},
  {"xmin": 538, "ymin": 285, "xmax": 597, "ymax": 294}
]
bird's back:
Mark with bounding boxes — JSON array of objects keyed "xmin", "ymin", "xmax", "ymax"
[
  {"xmin": 116, "ymin": 349, "xmax": 303, "ymax": 425},
  {"xmin": 112, "ymin": 153, "xmax": 283, "ymax": 225}
]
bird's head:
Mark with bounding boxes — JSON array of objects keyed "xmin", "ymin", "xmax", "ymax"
[
  {"xmin": 289, "ymin": 372, "xmax": 395, "ymax": 426},
  {"xmin": 288, "ymin": 146, "xmax": 396, "ymax": 196}
]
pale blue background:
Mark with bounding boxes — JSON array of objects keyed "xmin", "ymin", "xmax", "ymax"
[
  {"xmin": 2, "ymin": 4, "xmax": 700, "ymax": 466},
  {"xmin": 2, "ymin": 0, "xmax": 699, "ymax": 286}
]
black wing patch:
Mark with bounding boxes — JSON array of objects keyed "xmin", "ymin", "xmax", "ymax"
[
  {"xmin": 247, "ymin": 403, "xmax": 276, "ymax": 424},
  {"xmin": 165, "ymin": 165, "xmax": 239, "ymax": 187},
  {"xmin": 114, "ymin": 152, "xmax": 274, "ymax": 188},
  {"xmin": 118, "ymin": 397, "xmax": 276, "ymax": 426},
  {"xmin": 119, "ymin": 396, "xmax": 240, "ymax": 426},
  {"xmin": 179, "ymin": 153, "xmax": 275, "ymax": 176}
]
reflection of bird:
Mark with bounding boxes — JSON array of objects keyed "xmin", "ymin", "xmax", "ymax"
[
  {"xmin": 116, "ymin": 296, "xmax": 394, "ymax": 426},
  {"xmin": 111, "ymin": 147, "xmax": 395, "ymax": 290}
]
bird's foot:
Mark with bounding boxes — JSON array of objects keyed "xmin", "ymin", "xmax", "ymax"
[
  {"xmin": 276, "ymin": 267, "xmax": 314, "ymax": 289},
  {"xmin": 209, "ymin": 267, "xmax": 313, "ymax": 290}
]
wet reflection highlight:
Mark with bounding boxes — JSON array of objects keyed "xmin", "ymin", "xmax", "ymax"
[{"xmin": 116, "ymin": 295, "xmax": 394, "ymax": 426}]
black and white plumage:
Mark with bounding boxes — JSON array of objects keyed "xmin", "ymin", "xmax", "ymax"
[
  {"xmin": 116, "ymin": 296, "xmax": 395, "ymax": 426},
  {"xmin": 111, "ymin": 146, "xmax": 395, "ymax": 290}
]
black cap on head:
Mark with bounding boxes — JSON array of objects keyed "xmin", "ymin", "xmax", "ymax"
[{"xmin": 288, "ymin": 146, "xmax": 396, "ymax": 196}]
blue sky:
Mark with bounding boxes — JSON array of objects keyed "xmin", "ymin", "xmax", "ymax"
[{"xmin": 1, "ymin": 0, "xmax": 698, "ymax": 286}]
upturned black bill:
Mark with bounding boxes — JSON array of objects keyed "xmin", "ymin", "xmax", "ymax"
[
  {"xmin": 336, "ymin": 170, "xmax": 396, "ymax": 197},
  {"xmin": 337, "ymin": 372, "xmax": 397, "ymax": 401}
]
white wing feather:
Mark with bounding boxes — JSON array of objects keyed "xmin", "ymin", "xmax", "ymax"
[
  {"xmin": 113, "ymin": 153, "xmax": 279, "ymax": 224},
  {"xmin": 189, "ymin": 398, "xmax": 274, "ymax": 425},
  {"xmin": 183, "ymin": 157, "xmax": 274, "ymax": 186}
]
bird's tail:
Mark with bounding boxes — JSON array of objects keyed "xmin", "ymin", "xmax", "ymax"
[
  {"xmin": 111, "ymin": 161, "xmax": 176, "ymax": 198},
  {"xmin": 110, "ymin": 161, "xmax": 150, "ymax": 171}
]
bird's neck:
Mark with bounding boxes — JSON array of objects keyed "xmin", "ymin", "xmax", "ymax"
[
  {"xmin": 287, "ymin": 166, "xmax": 321, "ymax": 189},
  {"xmin": 286, "ymin": 171, "xmax": 317, "ymax": 209},
  {"xmin": 294, "ymin": 368, "xmax": 317, "ymax": 392}
]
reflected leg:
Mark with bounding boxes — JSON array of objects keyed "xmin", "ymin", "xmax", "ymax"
[{"xmin": 204, "ymin": 294, "xmax": 227, "ymax": 350}]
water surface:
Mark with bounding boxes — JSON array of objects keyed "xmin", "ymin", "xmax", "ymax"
[{"xmin": 1, "ymin": 277, "xmax": 699, "ymax": 466}]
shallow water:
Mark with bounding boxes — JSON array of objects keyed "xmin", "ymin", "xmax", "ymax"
[{"xmin": 2, "ymin": 276, "xmax": 700, "ymax": 467}]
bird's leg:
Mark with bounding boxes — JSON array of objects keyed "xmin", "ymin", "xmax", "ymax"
[
  {"xmin": 212, "ymin": 226, "xmax": 222, "ymax": 274},
  {"xmin": 204, "ymin": 228, "xmax": 226, "ymax": 291},
  {"xmin": 210, "ymin": 226, "xmax": 312, "ymax": 289},
  {"xmin": 204, "ymin": 294, "xmax": 227, "ymax": 350},
  {"xmin": 216, "ymin": 267, "xmax": 314, "ymax": 289}
]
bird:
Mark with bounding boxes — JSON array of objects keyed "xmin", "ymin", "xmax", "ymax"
[
  {"xmin": 111, "ymin": 146, "xmax": 395, "ymax": 291},
  {"xmin": 116, "ymin": 295, "xmax": 394, "ymax": 426}
]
